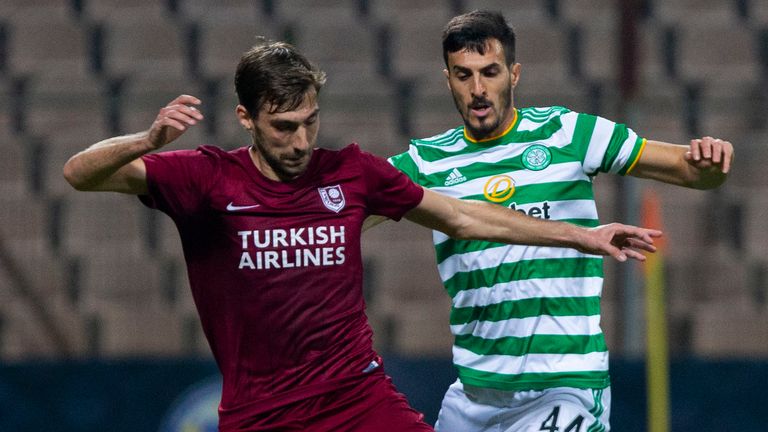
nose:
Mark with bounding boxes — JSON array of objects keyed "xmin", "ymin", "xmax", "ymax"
[
  {"xmin": 471, "ymin": 76, "xmax": 486, "ymax": 97},
  {"xmin": 292, "ymin": 126, "xmax": 310, "ymax": 153}
]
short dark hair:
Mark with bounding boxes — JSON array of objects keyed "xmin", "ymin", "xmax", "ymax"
[
  {"xmin": 442, "ymin": 10, "xmax": 516, "ymax": 67},
  {"xmin": 235, "ymin": 38, "xmax": 327, "ymax": 117}
]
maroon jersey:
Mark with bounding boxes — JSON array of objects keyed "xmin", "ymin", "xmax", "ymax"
[{"xmin": 140, "ymin": 144, "xmax": 424, "ymax": 428}]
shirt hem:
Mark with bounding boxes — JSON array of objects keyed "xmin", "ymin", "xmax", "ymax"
[{"xmin": 458, "ymin": 375, "xmax": 611, "ymax": 392}]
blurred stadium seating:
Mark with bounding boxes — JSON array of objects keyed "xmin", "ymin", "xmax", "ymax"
[{"xmin": 0, "ymin": 0, "xmax": 765, "ymax": 363}]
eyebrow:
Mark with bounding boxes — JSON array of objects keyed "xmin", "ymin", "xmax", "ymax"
[
  {"xmin": 452, "ymin": 63, "xmax": 501, "ymax": 75},
  {"xmin": 269, "ymin": 107, "xmax": 320, "ymax": 127}
]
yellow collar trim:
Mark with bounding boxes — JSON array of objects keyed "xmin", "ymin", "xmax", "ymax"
[
  {"xmin": 464, "ymin": 108, "xmax": 518, "ymax": 143},
  {"xmin": 624, "ymin": 138, "xmax": 647, "ymax": 175}
]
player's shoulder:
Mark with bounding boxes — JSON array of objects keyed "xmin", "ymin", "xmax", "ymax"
[
  {"xmin": 184, "ymin": 144, "xmax": 241, "ymax": 161},
  {"xmin": 514, "ymin": 106, "xmax": 582, "ymax": 133},
  {"xmin": 196, "ymin": 145, "xmax": 255, "ymax": 169},
  {"xmin": 313, "ymin": 143, "xmax": 373, "ymax": 171},
  {"xmin": 315, "ymin": 142, "xmax": 363, "ymax": 161},
  {"xmin": 410, "ymin": 126, "xmax": 465, "ymax": 147},
  {"xmin": 149, "ymin": 144, "xmax": 233, "ymax": 165},
  {"xmin": 172, "ymin": 145, "xmax": 263, "ymax": 177},
  {"xmin": 517, "ymin": 105, "xmax": 575, "ymax": 121}
]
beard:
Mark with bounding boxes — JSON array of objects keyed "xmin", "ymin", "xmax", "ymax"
[
  {"xmin": 251, "ymin": 129, "xmax": 312, "ymax": 181},
  {"xmin": 453, "ymin": 81, "xmax": 513, "ymax": 141}
]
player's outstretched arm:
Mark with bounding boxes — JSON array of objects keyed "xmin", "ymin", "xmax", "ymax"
[
  {"xmin": 630, "ymin": 137, "xmax": 733, "ymax": 189},
  {"xmin": 63, "ymin": 94, "xmax": 204, "ymax": 194},
  {"xmin": 404, "ymin": 188, "xmax": 661, "ymax": 262}
]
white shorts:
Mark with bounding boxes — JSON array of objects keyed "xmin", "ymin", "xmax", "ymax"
[{"xmin": 434, "ymin": 379, "xmax": 611, "ymax": 432}]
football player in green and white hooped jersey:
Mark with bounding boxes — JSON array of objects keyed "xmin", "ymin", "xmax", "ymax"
[{"xmin": 386, "ymin": 10, "xmax": 734, "ymax": 432}]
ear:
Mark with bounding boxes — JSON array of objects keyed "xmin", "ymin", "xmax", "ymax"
[
  {"xmin": 236, "ymin": 105, "xmax": 254, "ymax": 130},
  {"xmin": 510, "ymin": 63, "xmax": 521, "ymax": 88},
  {"xmin": 443, "ymin": 68, "xmax": 451, "ymax": 90}
]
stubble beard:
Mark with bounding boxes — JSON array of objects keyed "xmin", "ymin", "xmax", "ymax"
[
  {"xmin": 453, "ymin": 81, "xmax": 513, "ymax": 141},
  {"xmin": 251, "ymin": 129, "xmax": 312, "ymax": 181}
]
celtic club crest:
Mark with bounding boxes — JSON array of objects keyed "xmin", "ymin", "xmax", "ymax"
[
  {"xmin": 318, "ymin": 185, "xmax": 345, "ymax": 213},
  {"xmin": 521, "ymin": 144, "xmax": 552, "ymax": 171}
]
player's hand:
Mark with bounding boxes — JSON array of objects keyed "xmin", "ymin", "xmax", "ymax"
[
  {"xmin": 579, "ymin": 223, "xmax": 662, "ymax": 262},
  {"xmin": 684, "ymin": 136, "xmax": 733, "ymax": 174},
  {"xmin": 147, "ymin": 94, "xmax": 204, "ymax": 149}
]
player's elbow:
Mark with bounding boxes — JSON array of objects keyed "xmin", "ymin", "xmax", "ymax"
[{"xmin": 62, "ymin": 158, "xmax": 91, "ymax": 191}]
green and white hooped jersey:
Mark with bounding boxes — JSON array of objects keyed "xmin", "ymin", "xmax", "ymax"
[{"xmin": 389, "ymin": 106, "xmax": 646, "ymax": 392}]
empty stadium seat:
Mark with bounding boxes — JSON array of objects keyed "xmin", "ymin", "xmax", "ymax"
[
  {"xmin": 576, "ymin": 21, "xmax": 620, "ymax": 83},
  {"xmin": 22, "ymin": 74, "xmax": 111, "ymax": 140},
  {"xmin": 5, "ymin": 12, "xmax": 92, "ymax": 79},
  {"xmin": 383, "ymin": 6, "xmax": 455, "ymax": 80},
  {"xmin": 666, "ymin": 245, "xmax": 750, "ymax": 303},
  {"xmin": 320, "ymin": 106, "xmax": 402, "ymax": 156},
  {"xmin": 0, "ymin": 298, "xmax": 76, "ymax": 359},
  {"xmin": 742, "ymin": 190, "xmax": 768, "ymax": 258},
  {"xmin": 692, "ymin": 299, "xmax": 768, "ymax": 357},
  {"xmin": 515, "ymin": 79, "xmax": 594, "ymax": 113},
  {"xmin": 76, "ymin": 248, "xmax": 171, "ymax": 310},
  {"xmin": 59, "ymin": 193, "xmax": 149, "ymax": 257},
  {"xmin": 194, "ymin": 14, "xmax": 277, "ymax": 79},
  {"xmin": 0, "ymin": 194, "xmax": 52, "ymax": 257},
  {"xmin": 100, "ymin": 15, "xmax": 188, "ymax": 81},
  {"xmin": 89, "ymin": 303, "xmax": 186, "ymax": 357},
  {"xmin": 0, "ymin": 133, "xmax": 30, "ymax": 197},
  {"xmin": 0, "ymin": 256, "xmax": 87, "ymax": 358},
  {"xmin": 513, "ymin": 23, "xmax": 570, "ymax": 85},
  {"xmin": 677, "ymin": 24, "xmax": 760, "ymax": 85},
  {"xmin": 637, "ymin": 20, "xmax": 675, "ymax": 83},
  {"xmin": 627, "ymin": 81, "xmax": 689, "ymax": 144},
  {"xmin": 369, "ymin": 0, "xmax": 455, "ymax": 22},
  {"xmin": 292, "ymin": 16, "xmax": 379, "ymax": 77},
  {"xmin": 652, "ymin": 0, "xmax": 742, "ymax": 25},
  {"xmin": 728, "ymin": 130, "xmax": 768, "ymax": 188},
  {"xmin": 82, "ymin": 0, "xmax": 175, "ymax": 22},
  {"xmin": 0, "ymin": 0, "xmax": 79, "ymax": 24},
  {"xmin": 753, "ymin": 1, "xmax": 768, "ymax": 25},
  {"xmin": 404, "ymin": 71, "xmax": 461, "ymax": 141},
  {"xmin": 461, "ymin": 0, "xmax": 549, "ymax": 23},
  {"xmin": 697, "ymin": 82, "xmax": 764, "ymax": 144},
  {"xmin": 558, "ymin": 0, "xmax": 618, "ymax": 23},
  {"xmin": 274, "ymin": 0, "xmax": 360, "ymax": 22}
]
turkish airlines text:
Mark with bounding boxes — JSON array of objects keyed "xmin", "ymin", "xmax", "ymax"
[{"xmin": 236, "ymin": 226, "xmax": 346, "ymax": 270}]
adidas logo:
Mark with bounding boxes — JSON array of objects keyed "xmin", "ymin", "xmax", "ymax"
[{"xmin": 444, "ymin": 168, "xmax": 468, "ymax": 186}]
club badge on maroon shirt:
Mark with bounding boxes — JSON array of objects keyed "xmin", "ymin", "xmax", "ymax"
[{"xmin": 318, "ymin": 185, "xmax": 345, "ymax": 213}]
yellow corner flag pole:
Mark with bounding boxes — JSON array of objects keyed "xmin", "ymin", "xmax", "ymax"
[{"xmin": 642, "ymin": 190, "xmax": 670, "ymax": 432}]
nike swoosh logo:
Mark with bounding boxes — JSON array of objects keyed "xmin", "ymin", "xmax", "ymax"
[{"xmin": 226, "ymin": 202, "xmax": 261, "ymax": 211}]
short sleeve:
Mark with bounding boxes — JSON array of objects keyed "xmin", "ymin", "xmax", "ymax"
[
  {"xmin": 359, "ymin": 150, "xmax": 424, "ymax": 220},
  {"xmin": 139, "ymin": 146, "xmax": 220, "ymax": 219},
  {"xmin": 570, "ymin": 112, "xmax": 646, "ymax": 176}
]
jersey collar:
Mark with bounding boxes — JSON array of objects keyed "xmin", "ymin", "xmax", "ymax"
[{"xmin": 463, "ymin": 108, "xmax": 519, "ymax": 144}]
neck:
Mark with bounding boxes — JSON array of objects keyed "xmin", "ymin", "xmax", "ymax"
[{"xmin": 248, "ymin": 146, "xmax": 284, "ymax": 182}]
